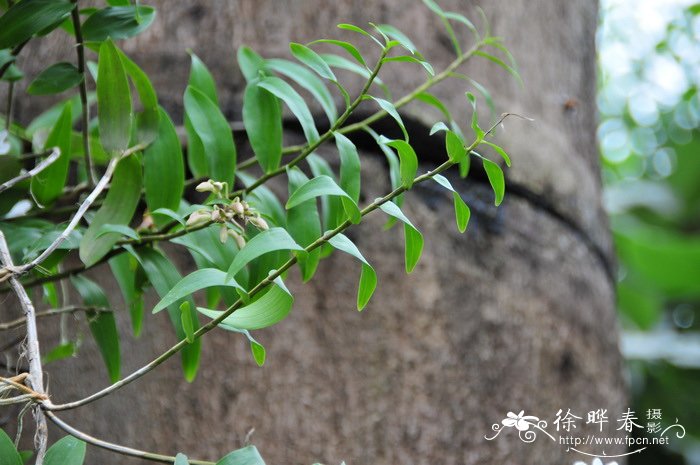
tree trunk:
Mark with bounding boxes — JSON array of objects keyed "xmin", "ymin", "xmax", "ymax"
[{"xmin": 3, "ymin": 1, "xmax": 627, "ymax": 464}]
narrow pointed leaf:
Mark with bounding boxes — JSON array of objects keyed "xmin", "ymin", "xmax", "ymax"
[
  {"xmin": 97, "ymin": 39, "xmax": 132, "ymax": 154},
  {"xmin": 132, "ymin": 247, "xmax": 200, "ymax": 381},
  {"xmin": 27, "ymin": 62, "xmax": 82, "ymax": 95},
  {"xmin": 144, "ymin": 108, "xmax": 184, "ymax": 227},
  {"xmin": 286, "ymin": 175, "xmax": 361, "ymax": 224},
  {"xmin": 432, "ymin": 174, "xmax": 471, "ymax": 232},
  {"xmin": 378, "ymin": 201, "xmax": 424, "ymax": 273},
  {"xmin": 119, "ymin": 51, "xmax": 159, "ymax": 145},
  {"xmin": 308, "ymin": 39, "xmax": 366, "ymax": 67},
  {"xmin": 30, "ymin": 103, "xmax": 72, "ymax": 206},
  {"xmin": 81, "ymin": 5, "xmax": 156, "ymax": 42},
  {"xmin": 335, "ymin": 132, "xmax": 361, "ymax": 203},
  {"xmin": 184, "ymin": 86, "xmax": 237, "ymax": 186},
  {"xmin": 286, "ymin": 169, "xmax": 321, "ymax": 282},
  {"xmin": 153, "ymin": 268, "xmax": 244, "ymax": 313},
  {"xmin": 0, "ymin": 0, "xmax": 74, "ymax": 50},
  {"xmin": 216, "ymin": 446, "xmax": 266, "ymax": 465},
  {"xmin": 369, "ymin": 96, "xmax": 408, "ymax": 141},
  {"xmin": 44, "ymin": 436, "xmax": 86, "ymax": 465},
  {"xmin": 290, "ymin": 42, "xmax": 336, "ymax": 81},
  {"xmin": 327, "ymin": 233, "xmax": 377, "ymax": 310},
  {"xmin": 416, "ymin": 92, "xmax": 451, "ymax": 122},
  {"xmin": 180, "ymin": 302, "xmax": 194, "ymax": 343},
  {"xmin": 482, "ymin": 140, "xmax": 512, "ymax": 167},
  {"xmin": 226, "ymin": 228, "xmax": 304, "ymax": 281},
  {"xmin": 79, "ymin": 155, "xmax": 141, "ymax": 266},
  {"xmin": 71, "ymin": 275, "xmax": 120, "ymax": 383},
  {"xmin": 243, "ymin": 80, "xmax": 283, "ymax": 173},
  {"xmin": 198, "ymin": 282, "xmax": 293, "ymax": 331},
  {"xmin": 0, "ymin": 428, "xmax": 22, "ymax": 465},
  {"xmin": 258, "ymin": 76, "xmax": 320, "ymax": 144},
  {"xmin": 237, "ymin": 46, "xmax": 266, "ymax": 83},
  {"xmin": 445, "ymin": 130, "xmax": 467, "ymax": 163},
  {"xmin": 383, "ymin": 139, "xmax": 417, "ymax": 188},
  {"xmin": 266, "ymin": 59, "xmax": 337, "ymax": 124},
  {"xmin": 95, "ymin": 224, "xmax": 139, "ymax": 241},
  {"xmin": 109, "ymin": 253, "xmax": 143, "ymax": 335},
  {"xmin": 374, "ymin": 24, "xmax": 418, "ymax": 54},
  {"xmin": 482, "ymin": 158, "xmax": 505, "ymax": 206}
]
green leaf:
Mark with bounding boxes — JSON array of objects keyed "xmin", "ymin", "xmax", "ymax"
[
  {"xmin": 27, "ymin": 62, "xmax": 82, "ymax": 95},
  {"xmin": 184, "ymin": 53, "xmax": 217, "ymax": 178},
  {"xmin": 81, "ymin": 5, "xmax": 156, "ymax": 42},
  {"xmin": 250, "ymin": 339, "xmax": 266, "ymax": 367},
  {"xmin": 445, "ymin": 130, "xmax": 467, "ymax": 163},
  {"xmin": 0, "ymin": 427, "xmax": 22, "ymax": 465},
  {"xmin": 187, "ymin": 52, "xmax": 219, "ymax": 104},
  {"xmin": 30, "ymin": 103, "xmax": 72, "ymax": 206},
  {"xmin": 432, "ymin": 174, "xmax": 471, "ymax": 232},
  {"xmin": 290, "ymin": 42, "xmax": 336, "ymax": 81},
  {"xmin": 378, "ymin": 201, "xmax": 424, "ymax": 273},
  {"xmin": 286, "ymin": 169, "xmax": 321, "ymax": 282},
  {"xmin": 474, "ymin": 50, "xmax": 522, "ymax": 85},
  {"xmin": 429, "ymin": 121, "xmax": 450, "ymax": 136},
  {"xmin": 383, "ymin": 55, "xmax": 434, "ymax": 76},
  {"xmin": 237, "ymin": 46, "xmax": 266, "ymax": 83},
  {"xmin": 216, "ymin": 446, "xmax": 266, "ymax": 465},
  {"xmin": 308, "ymin": 39, "xmax": 366, "ymax": 67},
  {"xmin": 109, "ymin": 253, "xmax": 143, "ymax": 336},
  {"xmin": 286, "ymin": 175, "xmax": 361, "ymax": 224},
  {"xmin": 243, "ymin": 79, "xmax": 283, "ymax": 173},
  {"xmin": 465, "ymin": 92, "xmax": 484, "ymax": 140},
  {"xmin": 153, "ymin": 268, "xmax": 244, "ymax": 313},
  {"xmin": 374, "ymin": 24, "xmax": 418, "ymax": 54},
  {"xmin": 79, "ymin": 155, "xmax": 142, "ymax": 266},
  {"xmin": 42, "ymin": 342, "xmax": 76, "ymax": 365},
  {"xmin": 482, "ymin": 140, "xmax": 512, "ymax": 167},
  {"xmin": 266, "ymin": 59, "xmax": 338, "ymax": 125},
  {"xmin": 180, "ymin": 301, "xmax": 194, "ymax": 343},
  {"xmin": 97, "ymin": 39, "xmax": 132, "ymax": 154},
  {"xmin": 382, "ymin": 139, "xmax": 417, "ymax": 188},
  {"xmin": 132, "ymin": 247, "xmax": 200, "ymax": 381},
  {"xmin": 118, "ymin": 50, "xmax": 159, "ymax": 145},
  {"xmin": 327, "ymin": 233, "xmax": 377, "ymax": 310},
  {"xmin": 174, "ymin": 453, "xmax": 190, "ymax": 465},
  {"xmin": 184, "ymin": 86, "xmax": 237, "ymax": 186},
  {"xmin": 319, "ymin": 53, "xmax": 389, "ymax": 98},
  {"xmin": 151, "ymin": 208, "xmax": 185, "ymax": 227},
  {"xmin": 144, "ymin": 108, "xmax": 184, "ymax": 226},
  {"xmin": 199, "ymin": 282, "xmax": 293, "ymax": 331},
  {"xmin": 337, "ymin": 23, "xmax": 383, "ymax": 46},
  {"xmin": 369, "ymin": 96, "xmax": 408, "ymax": 141},
  {"xmin": 71, "ymin": 275, "xmax": 120, "ymax": 383},
  {"xmin": 421, "ymin": 0, "xmax": 465, "ymax": 55},
  {"xmin": 258, "ymin": 76, "xmax": 320, "ymax": 144},
  {"xmin": 95, "ymin": 224, "xmax": 139, "ymax": 241},
  {"xmin": 0, "ymin": 0, "xmax": 74, "ymax": 50},
  {"xmin": 482, "ymin": 158, "xmax": 505, "ymax": 206},
  {"xmin": 226, "ymin": 228, "xmax": 304, "ymax": 281},
  {"xmin": 335, "ymin": 132, "xmax": 361, "ymax": 203},
  {"xmin": 44, "ymin": 436, "xmax": 86, "ymax": 465}
]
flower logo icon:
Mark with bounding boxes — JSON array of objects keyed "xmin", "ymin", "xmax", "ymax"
[{"xmin": 502, "ymin": 411, "xmax": 540, "ymax": 431}]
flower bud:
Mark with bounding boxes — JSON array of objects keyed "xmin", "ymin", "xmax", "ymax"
[
  {"xmin": 195, "ymin": 180, "xmax": 215, "ymax": 193},
  {"xmin": 249, "ymin": 216, "xmax": 269, "ymax": 231},
  {"xmin": 219, "ymin": 225, "xmax": 229, "ymax": 244},
  {"xmin": 211, "ymin": 209, "xmax": 221, "ymax": 222},
  {"xmin": 231, "ymin": 199, "xmax": 245, "ymax": 216},
  {"xmin": 228, "ymin": 230, "xmax": 246, "ymax": 249},
  {"xmin": 186, "ymin": 210, "xmax": 211, "ymax": 227}
]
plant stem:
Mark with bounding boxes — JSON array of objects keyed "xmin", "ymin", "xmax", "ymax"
[
  {"xmin": 338, "ymin": 40, "xmax": 485, "ymax": 136},
  {"xmin": 0, "ymin": 148, "xmax": 61, "ymax": 194},
  {"xmin": 0, "ymin": 232, "xmax": 48, "ymax": 465},
  {"xmin": 0, "ymin": 305, "xmax": 111, "ymax": 331},
  {"xmin": 44, "ymin": 411, "xmax": 216, "ymax": 465},
  {"xmin": 71, "ymin": 1, "xmax": 97, "ymax": 187},
  {"xmin": 229, "ymin": 46, "xmax": 390, "ymax": 199}
]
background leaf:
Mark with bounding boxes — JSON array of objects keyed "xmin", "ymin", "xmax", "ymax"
[
  {"xmin": 44, "ymin": 436, "xmax": 86, "ymax": 465},
  {"xmin": 216, "ymin": 446, "xmax": 266, "ymax": 465},
  {"xmin": 81, "ymin": 5, "xmax": 156, "ymax": 42},
  {"xmin": 0, "ymin": 0, "xmax": 73, "ymax": 50},
  {"xmin": 97, "ymin": 39, "xmax": 132, "ymax": 154},
  {"xmin": 327, "ymin": 233, "xmax": 377, "ymax": 310},
  {"xmin": 27, "ymin": 62, "xmax": 82, "ymax": 95},
  {"xmin": 378, "ymin": 201, "xmax": 424, "ymax": 273},
  {"xmin": 30, "ymin": 103, "xmax": 72, "ymax": 206},
  {"xmin": 258, "ymin": 76, "xmax": 320, "ymax": 144},
  {"xmin": 243, "ymin": 80, "xmax": 283, "ymax": 173}
]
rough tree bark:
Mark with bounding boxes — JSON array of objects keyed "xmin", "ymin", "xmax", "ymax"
[{"xmin": 2, "ymin": 1, "xmax": 627, "ymax": 464}]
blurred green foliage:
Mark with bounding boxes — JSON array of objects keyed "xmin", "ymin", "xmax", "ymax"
[{"xmin": 598, "ymin": 0, "xmax": 700, "ymax": 462}]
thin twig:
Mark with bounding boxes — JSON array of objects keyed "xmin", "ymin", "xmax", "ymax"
[
  {"xmin": 0, "ymin": 148, "xmax": 61, "ymax": 194},
  {"xmin": 71, "ymin": 0, "xmax": 97, "ymax": 186},
  {"xmin": 44, "ymin": 411, "xmax": 216, "ymax": 465},
  {"xmin": 0, "ymin": 232, "xmax": 48, "ymax": 464},
  {"xmin": 0, "ymin": 157, "xmax": 119, "ymax": 282},
  {"xmin": 0, "ymin": 305, "xmax": 111, "ymax": 331}
]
